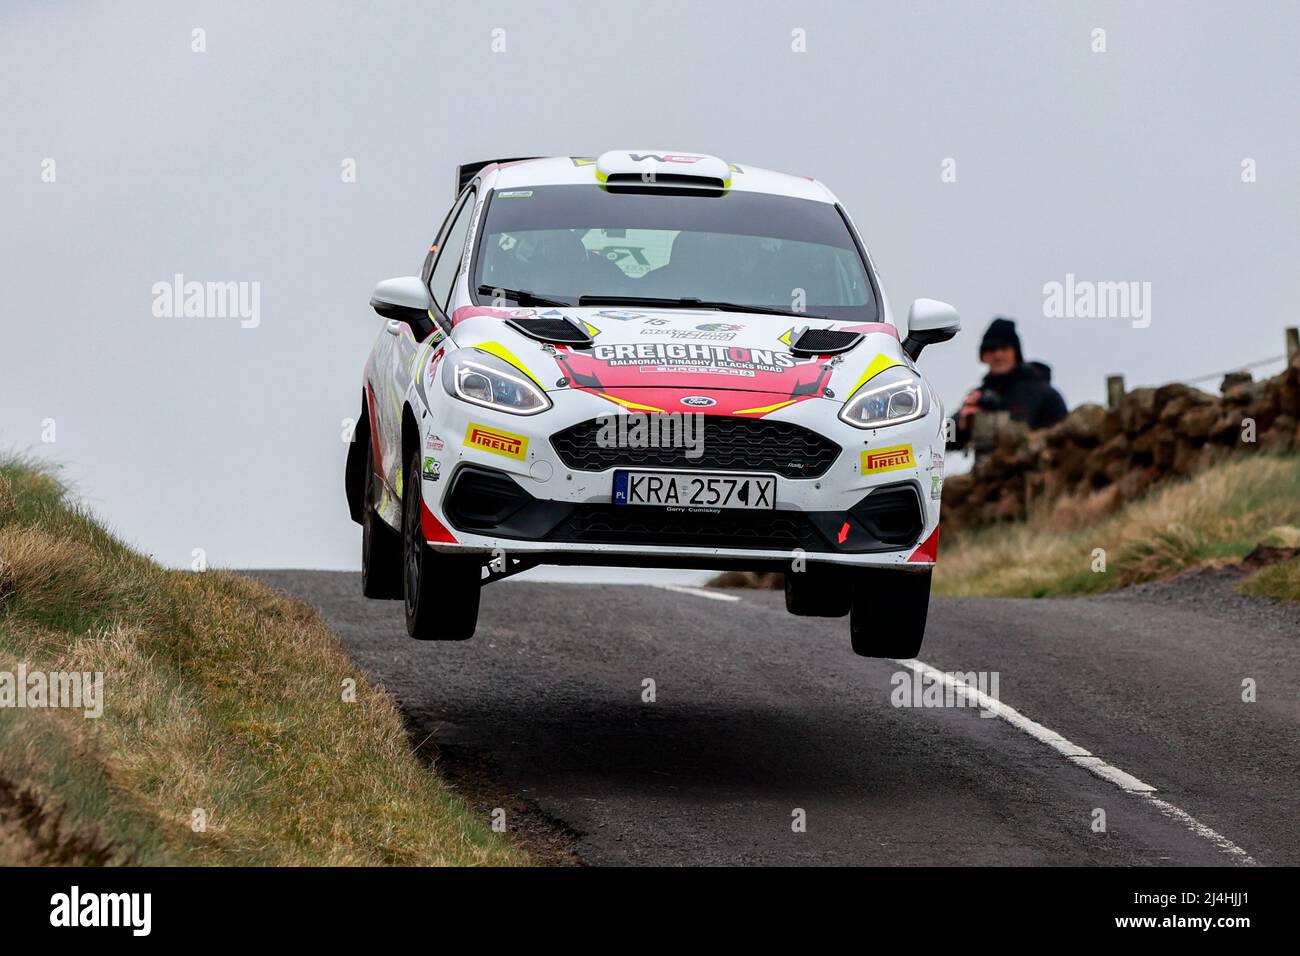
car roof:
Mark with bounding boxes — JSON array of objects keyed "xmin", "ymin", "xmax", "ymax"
[{"xmin": 484, "ymin": 153, "xmax": 840, "ymax": 204}]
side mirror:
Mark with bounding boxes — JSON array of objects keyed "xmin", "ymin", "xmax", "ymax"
[
  {"xmin": 369, "ymin": 276, "xmax": 429, "ymax": 325},
  {"xmin": 902, "ymin": 298, "xmax": 960, "ymax": 360}
]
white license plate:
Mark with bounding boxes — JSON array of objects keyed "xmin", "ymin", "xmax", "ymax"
[{"xmin": 612, "ymin": 470, "xmax": 776, "ymax": 510}]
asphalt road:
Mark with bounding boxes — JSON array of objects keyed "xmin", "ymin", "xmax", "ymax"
[{"xmin": 252, "ymin": 569, "xmax": 1300, "ymax": 866}]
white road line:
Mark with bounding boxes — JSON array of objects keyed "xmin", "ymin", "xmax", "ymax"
[
  {"xmin": 894, "ymin": 657, "xmax": 1257, "ymax": 865},
  {"xmin": 1140, "ymin": 795, "xmax": 1257, "ymax": 864},
  {"xmin": 656, "ymin": 585, "xmax": 741, "ymax": 603},
  {"xmin": 663, "ymin": 590, "xmax": 1257, "ymax": 863}
]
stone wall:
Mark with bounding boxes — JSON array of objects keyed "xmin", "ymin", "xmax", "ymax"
[{"xmin": 942, "ymin": 351, "xmax": 1300, "ymax": 534}]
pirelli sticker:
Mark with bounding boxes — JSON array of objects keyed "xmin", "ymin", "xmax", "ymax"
[
  {"xmin": 465, "ymin": 422, "xmax": 528, "ymax": 461},
  {"xmin": 860, "ymin": 444, "xmax": 915, "ymax": 475}
]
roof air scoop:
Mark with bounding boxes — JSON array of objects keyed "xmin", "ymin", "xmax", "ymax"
[{"xmin": 594, "ymin": 150, "xmax": 731, "ymax": 191}]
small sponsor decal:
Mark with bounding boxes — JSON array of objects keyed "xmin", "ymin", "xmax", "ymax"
[
  {"xmin": 593, "ymin": 309, "xmax": 643, "ymax": 321},
  {"xmin": 641, "ymin": 328, "xmax": 736, "ymax": 341},
  {"xmin": 591, "ymin": 342, "xmax": 798, "ymax": 375},
  {"xmin": 498, "ymin": 190, "xmax": 533, "ymax": 198},
  {"xmin": 465, "ymin": 422, "xmax": 528, "ymax": 460},
  {"xmin": 680, "ymin": 396, "xmax": 717, "ymax": 407},
  {"xmin": 628, "ymin": 153, "xmax": 704, "ymax": 164},
  {"xmin": 696, "ymin": 322, "xmax": 744, "ymax": 332},
  {"xmin": 861, "ymin": 444, "xmax": 915, "ymax": 475},
  {"xmin": 422, "ymin": 456, "xmax": 441, "ymax": 481},
  {"xmin": 425, "ymin": 433, "xmax": 444, "ymax": 451},
  {"xmin": 928, "ymin": 450, "xmax": 944, "ymax": 498}
]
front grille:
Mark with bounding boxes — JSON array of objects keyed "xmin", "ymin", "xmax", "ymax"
[
  {"xmin": 550, "ymin": 416, "xmax": 841, "ymax": 479},
  {"xmin": 548, "ymin": 505, "xmax": 820, "ymax": 551}
]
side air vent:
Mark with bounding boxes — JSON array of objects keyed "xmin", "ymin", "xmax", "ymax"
[
  {"xmin": 505, "ymin": 316, "xmax": 594, "ymax": 348},
  {"xmin": 790, "ymin": 328, "xmax": 864, "ymax": 357}
]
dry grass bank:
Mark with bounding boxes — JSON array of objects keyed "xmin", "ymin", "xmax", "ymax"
[
  {"xmin": 934, "ymin": 453, "xmax": 1300, "ymax": 600},
  {"xmin": 0, "ymin": 458, "xmax": 525, "ymax": 865}
]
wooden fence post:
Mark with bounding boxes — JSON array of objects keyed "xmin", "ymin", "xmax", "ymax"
[
  {"xmin": 1286, "ymin": 326, "xmax": 1299, "ymax": 359},
  {"xmin": 1106, "ymin": 375, "xmax": 1125, "ymax": 409}
]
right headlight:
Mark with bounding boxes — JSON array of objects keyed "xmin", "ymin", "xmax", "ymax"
[
  {"xmin": 441, "ymin": 348, "xmax": 552, "ymax": 415},
  {"xmin": 839, "ymin": 365, "xmax": 928, "ymax": 429}
]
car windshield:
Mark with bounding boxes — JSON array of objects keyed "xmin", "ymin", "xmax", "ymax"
[{"xmin": 473, "ymin": 184, "xmax": 878, "ymax": 321}]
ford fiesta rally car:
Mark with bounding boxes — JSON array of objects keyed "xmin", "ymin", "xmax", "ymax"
[{"xmin": 345, "ymin": 151, "xmax": 960, "ymax": 657}]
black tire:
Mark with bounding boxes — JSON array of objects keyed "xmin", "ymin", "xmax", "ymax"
[
  {"xmin": 848, "ymin": 569, "xmax": 931, "ymax": 658},
  {"xmin": 361, "ymin": 454, "xmax": 403, "ymax": 599},
  {"xmin": 403, "ymin": 452, "xmax": 481, "ymax": 641},
  {"xmin": 784, "ymin": 566, "xmax": 852, "ymax": 617}
]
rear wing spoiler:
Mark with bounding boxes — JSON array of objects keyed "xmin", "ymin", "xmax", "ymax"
[{"xmin": 455, "ymin": 157, "xmax": 542, "ymax": 197}]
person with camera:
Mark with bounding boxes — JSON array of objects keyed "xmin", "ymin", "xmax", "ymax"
[{"xmin": 951, "ymin": 317, "xmax": 1068, "ymax": 449}]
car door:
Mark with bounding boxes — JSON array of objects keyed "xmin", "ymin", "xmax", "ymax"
[{"xmin": 377, "ymin": 186, "xmax": 478, "ymax": 496}]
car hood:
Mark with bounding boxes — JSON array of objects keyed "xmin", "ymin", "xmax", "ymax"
[{"xmin": 449, "ymin": 304, "xmax": 908, "ymax": 417}]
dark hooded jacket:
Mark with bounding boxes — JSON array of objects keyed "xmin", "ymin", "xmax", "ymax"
[{"xmin": 951, "ymin": 318, "xmax": 1068, "ymax": 448}]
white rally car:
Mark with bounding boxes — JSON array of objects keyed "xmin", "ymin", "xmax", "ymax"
[{"xmin": 345, "ymin": 151, "xmax": 959, "ymax": 657}]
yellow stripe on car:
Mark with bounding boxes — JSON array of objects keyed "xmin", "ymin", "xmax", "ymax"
[
  {"xmin": 733, "ymin": 399, "xmax": 796, "ymax": 415},
  {"xmin": 848, "ymin": 353, "xmax": 902, "ymax": 397},
  {"xmin": 598, "ymin": 392, "xmax": 667, "ymax": 413},
  {"xmin": 475, "ymin": 341, "xmax": 545, "ymax": 390}
]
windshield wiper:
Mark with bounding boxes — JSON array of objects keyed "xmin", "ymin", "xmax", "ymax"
[
  {"xmin": 577, "ymin": 294, "xmax": 826, "ymax": 320},
  {"xmin": 476, "ymin": 285, "xmax": 571, "ymax": 308}
]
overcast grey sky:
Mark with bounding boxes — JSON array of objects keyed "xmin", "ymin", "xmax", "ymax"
[{"xmin": 2, "ymin": 0, "xmax": 1297, "ymax": 570}]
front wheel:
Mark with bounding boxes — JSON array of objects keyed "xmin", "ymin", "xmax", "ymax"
[
  {"xmin": 402, "ymin": 452, "xmax": 481, "ymax": 641},
  {"xmin": 848, "ymin": 569, "xmax": 931, "ymax": 658}
]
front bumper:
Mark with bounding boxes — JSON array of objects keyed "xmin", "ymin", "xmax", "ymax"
[{"xmin": 416, "ymin": 386, "xmax": 944, "ymax": 570}]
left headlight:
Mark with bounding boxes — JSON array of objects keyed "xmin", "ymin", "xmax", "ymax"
[
  {"xmin": 839, "ymin": 365, "xmax": 928, "ymax": 429},
  {"xmin": 442, "ymin": 349, "xmax": 551, "ymax": 415}
]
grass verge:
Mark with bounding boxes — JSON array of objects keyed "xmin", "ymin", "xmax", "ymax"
[
  {"xmin": 0, "ymin": 456, "xmax": 525, "ymax": 865},
  {"xmin": 934, "ymin": 453, "xmax": 1300, "ymax": 601}
]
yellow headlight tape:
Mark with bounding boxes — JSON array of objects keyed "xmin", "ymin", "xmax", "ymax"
[
  {"xmin": 475, "ymin": 341, "xmax": 544, "ymax": 390},
  {"xmin": 733, "ymin": 399, "xmax": 796, "ymax": 416},
  {"xmin": 597, "ymin": 392, "xmax": 667, "ymax": 413},
  {"xmin": 848, "ymin": 353, "xmax": 903, "ymax": 398}
]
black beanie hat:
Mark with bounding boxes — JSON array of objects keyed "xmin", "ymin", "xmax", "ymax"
[{"xmin": 979, "ymin": 317, "xmax": 1023, "ymax": 362}]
